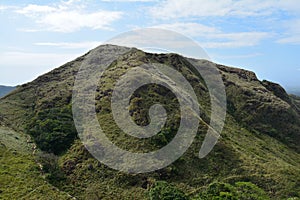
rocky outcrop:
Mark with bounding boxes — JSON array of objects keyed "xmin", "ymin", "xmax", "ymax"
[{"xmin": 261, "ymin": 80, "xmax": 291, "ymax": 103}]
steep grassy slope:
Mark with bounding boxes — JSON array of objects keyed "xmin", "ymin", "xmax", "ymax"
[
  {"xmin": 0, "ymin": 126, "xmax": 73, "ymax": 199},
  {"xmin": 0, "ymin": 45, "xmax": 299, "ymax": 199},
  {"xmin": 220, "ymin": 66, "xmax": 300, "ymax": 152},
  {"xmin": 0, "ymin": 55, "xmax": 84, "ymax": 131}
]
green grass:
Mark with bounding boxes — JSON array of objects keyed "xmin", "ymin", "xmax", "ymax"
[{"xmin": 0, "ymin": 127, "xmax": 72, "ymax": 200}]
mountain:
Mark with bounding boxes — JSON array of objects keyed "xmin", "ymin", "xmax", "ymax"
[
  {"xmin": 0, "ymin": 45, "xmax": 299, "ymax": 200},
  {"xmin": 287, "ymin": 88, "xmax": 300, "ymax": 97},
  {"xmin": 0, "ymin": 85, "xmax": 15, "ymax": 98}
]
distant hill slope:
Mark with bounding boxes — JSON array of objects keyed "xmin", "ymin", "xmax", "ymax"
[
  {"xmin": 0, "ymin": 85, "xmax": 15, "ymax": 98},
  {"xmin": 287, "ymin": 88, "xmax": 300, "ymax": 96},
  {"xmin": 0, "ymin": 45, "xmax": 299, "ymax": 199}
]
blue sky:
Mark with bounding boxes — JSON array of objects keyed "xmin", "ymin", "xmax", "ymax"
[{"xmin": 0, "ymin": 0, "xmax": 299, "ymax": 90}]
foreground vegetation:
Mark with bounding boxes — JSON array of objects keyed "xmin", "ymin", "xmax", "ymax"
[{"xmin": 0, "ymin": 127, "xmax": 71, "ymax": 199}]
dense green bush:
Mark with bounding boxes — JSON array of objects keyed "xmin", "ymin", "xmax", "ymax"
[
  {"xmin": 150, "ymin": 127, "xmax": 175, "ymax": 147},
  {"xmin": 149, "ymin": 181, "xmax": 188, "ymax": 200},
  {"xmin": 194, "ymin": 182, "xmax": 269, "ymax": 200},
  {"xmin": 234, "ymin": 182, "xmax": 270, "ymax": 200},
  {"xmin": 26, "ymin": 105, "xmax": 77, "ymax": 154}
]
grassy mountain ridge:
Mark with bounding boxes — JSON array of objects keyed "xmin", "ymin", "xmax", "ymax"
[
  {"xmin": 0, "ymin": 45, "xmax": 299, "ymax": 199},
  {"xmin": 219, "ymin": 65, "xmax": 300, "ymax": 152}
]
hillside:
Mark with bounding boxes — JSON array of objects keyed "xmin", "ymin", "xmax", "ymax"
[
  {"xmin": 0, "ymin": 85, "xmax": 15, "ymax": 98},
  {"xmin": 288, "ymin": 89, "xmax": 300, "ymax": 97},
  {"xmin": 0, "ymin": 45, "xmax": 299, "ymax": 200}
]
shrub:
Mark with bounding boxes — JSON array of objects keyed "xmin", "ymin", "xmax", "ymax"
[
  {"xmin": 36, "ymin": 152, "xmax": 66, "ymax": 186},
  {"xmin": 234, "ymin": 182, "xmax": 269, "ymax": 200},
  {"xmin": 149, "ymin": 181, "xmax": 188, "ymax": 200},
  {"xmin": 26, "ymin": 105, "xmax": 77, "ymax": 154},
  {"xmin": 194, "ymin": 182, "xmax": 269, "ymax": 200}
]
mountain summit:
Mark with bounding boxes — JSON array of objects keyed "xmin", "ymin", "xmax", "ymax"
[{"xmin": 0, "ymin": 45, "xmax": 299, "ymax": 199}]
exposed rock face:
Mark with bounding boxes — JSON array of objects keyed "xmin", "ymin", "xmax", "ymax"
[
  {"xmin": 261, "ymin": 80, "xmax": 291, "ymax": 103},
  {"xmin": 218, "ymin": 65, "xmax": 258, "ymax": 81}
]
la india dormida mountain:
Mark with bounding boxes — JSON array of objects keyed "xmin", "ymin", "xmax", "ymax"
[{"xmin": 0, "ymin": 45, "xmax": 299, "ymax": 200}]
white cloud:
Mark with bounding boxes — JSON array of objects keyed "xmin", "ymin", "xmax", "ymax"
[
  {"xmin": 149, "ymin": 0, "xmax": 300, "ymax": 19},
  {"xmin": 17, "ymin": 4, "xmax": 56, "ymax": 15},
  {"xmin": 213, "ymin": 53, "xmax": 263, "ymax": 60},
  {"xmin": 102, "ymin": 0, "xmax": 157, "ymax": 2},
  {"xmin": 16, "ymin": 2, "xmax": 123, "ymax": 32},
  {"xmin": 0, "ymin": 5, "xmax": 8, "ymax": 11},
  {"xmin": 0, "ymin": 51, "xmax": 80, "ymax": 67},
  {"xmin": 152, "ymin": 23, "xmax": 269, "ymax": 48},
  {"xmin": 34, "ymin": 41, "xmax": 102, "ymax": 49},
  {"xmin": 0, "ymin": 5, "xmax": 16, "ymax": 11},
  {"xmin": 277, "ymin": 19, "xmax": 300, "ymax": 45},
  {"xmin": 150, "ymin": 0, "xmax": 229, "ymax": 19},
  {"xmin": 277, "ymin": 0, "xmax": 300, "ymax": 14},
  {"xmin": 277, "ymin": 36, "xmax": 300, "ymax": 44},
  {"xmin": 152, "ymin": 23, "xmax": 217, "ymax": 37},
  {"xmin": 202, "ymin": 32, "xmax": 269, "ymax": 48}
]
